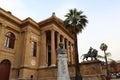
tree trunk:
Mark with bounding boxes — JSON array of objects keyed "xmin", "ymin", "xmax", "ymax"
[
  {"xmin": 74, "ymin": 33, "xmax": 82, "ymax": 80},
  {"xmin": 104, "ymin": 51, "xmax": 110, "ymax": 80}
]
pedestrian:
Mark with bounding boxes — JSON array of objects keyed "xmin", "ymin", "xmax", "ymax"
[{"xmin": 29, "ymin": 75, "xmax": 33, "ymax": 80}]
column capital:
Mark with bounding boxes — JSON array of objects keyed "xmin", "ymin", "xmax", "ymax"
[
  {"xmin": 49, "ymin": 28, "xmax": 55, "ymax": 31},
  {"xmin": 40, "ymin": 31, "xmax": 46, "ymax": 35}
]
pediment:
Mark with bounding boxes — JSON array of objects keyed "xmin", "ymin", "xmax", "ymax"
[
  {"xmin": 22, "ymin": 17, "xmax": 39, "ymax": 28},
  {"xmin": 38, "ymin": 13, "xmax": 74, "ymax": 39},
  {"xmin": 38, "ymin": 13, "xmax": 63, "ymax": 28}
]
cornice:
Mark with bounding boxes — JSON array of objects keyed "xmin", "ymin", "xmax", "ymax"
[
  {"xmin": 0, "ymin": 8, "xmax": 74, "ymax": 39},
  {"xmin": 0, "ymin": 8, "xmax": 39, "ymax": 30},
  {"xmin": 21, "ymin": 17, "xmax": 39, "ymax": 30},
  {"xmin": 0, "ymin": 8, "xmax": 21, "ymax": 26}
]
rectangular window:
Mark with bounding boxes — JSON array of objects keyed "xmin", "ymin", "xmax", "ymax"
[{"xmin": 31, "ymin": 41, "xmax": 37, "ymax": 57}]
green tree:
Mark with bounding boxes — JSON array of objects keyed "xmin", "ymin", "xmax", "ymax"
[
  {"xmin": 109, "ymin": 59, "xmax": 117, "ymax": 73},
  {"xmin": 100, "ymin": 43, "xmax": 110, "ymax": 79},
  {"xmin": 64, "ymin": 8, "xmax": 88, "ymax": 80},
  {"xmin": 97, "ymin": 52, "xmax": 111, "ymax": 59}
]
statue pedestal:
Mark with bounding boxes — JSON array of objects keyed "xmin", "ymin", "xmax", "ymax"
[
  {"xmin": 57, "ymin": 54, "xmax": 70, "ymax": 80},
  {"xmin": 80, "ymin": 60, "xmax": 105, "ymax": 80}
]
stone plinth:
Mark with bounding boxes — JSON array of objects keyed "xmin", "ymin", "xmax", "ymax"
[
  {"xmin": 80, "ymin": 60, "xmax": 105, "ymax": 80},
  {"xmin": 57, "ymin": 53, "xmax": 70, "ymax": 80},
  {"xmin": 80, "ymin": 60, "xmax": 103, "ymax": 75}
]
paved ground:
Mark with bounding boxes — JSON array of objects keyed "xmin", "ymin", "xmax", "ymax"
[{"xmin": 111, "ymin": 78, "xmax": 120, "ymax": 80}]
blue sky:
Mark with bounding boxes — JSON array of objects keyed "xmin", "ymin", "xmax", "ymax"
[{"xmin": 0, "ymin": 0, "xmax": 120, "ymax": 61}]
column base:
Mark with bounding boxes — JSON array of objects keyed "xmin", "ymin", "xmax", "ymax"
[
  {"xmin": 39, "ymin": 64, "xmax": 47, "ymax": 68},
  {"xmin": 57, "ymin": 77, "xmax": 70, "ymax": 80},
  {"xmin": 50, "ymin": 64, "xmax": 56, "ymax": 67}
]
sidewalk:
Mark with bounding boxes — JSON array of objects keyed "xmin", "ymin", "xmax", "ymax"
[{"xmin": 111, "ymin": 78, "xmax": 120, "ymax": 80}]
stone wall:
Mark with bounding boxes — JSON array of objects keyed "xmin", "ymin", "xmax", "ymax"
[
  {"xmin": 80, "ymin": 60, "xmax": 103, "ymax": 75},
  {"xmin": 38, "ymin": 67, "xmax": 57, "ymax": 80},
  {"xmin": 37, "ymin": 60, "xmax": 105, "ymax": 80}
]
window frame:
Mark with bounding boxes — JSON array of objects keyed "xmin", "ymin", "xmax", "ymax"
[
  {"xmin": 4, "ymin": 32, "xmax": 15, "ymax": 49},
  {"xmin": 31, "ymin": 41, "xmax": 37, "ymax": 57}
]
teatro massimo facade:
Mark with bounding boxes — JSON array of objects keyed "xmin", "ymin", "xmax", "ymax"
[{"xmin": 0, "ymin": 8, "xmax": 75, "ymax": 80}]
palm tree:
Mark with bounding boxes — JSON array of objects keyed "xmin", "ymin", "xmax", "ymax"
[
  {"xmin": 100, "ymin": 43, "xmax": 110, "ymax": 80},
  {"xmin": 64, "ymin": 8, "xmax": 88, "ymax": 80},
  {"xmin": 97, "ymin": 52, "xmax": 111, "ymax": 60}
]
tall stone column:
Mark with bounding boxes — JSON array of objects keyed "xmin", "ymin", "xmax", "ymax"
[
  {"xmin": 51, "ymin": 29, "xmax": 56, "ymax": 66},
  {"xmin": 23, "ymin": 29, "xmax": 31, "ymax": 66},
  {"xmin": 69, "ymin": 42, "xmax": 73, "ymax": 64},
  {"xmin": 40, "ymin": 31, "xmax": 47, "ymax": 67},
  {"xmin": 71, "ymin": 43, "xmax": 74, "ymax": 64},
  {"xmin": 66, "ymin": 40, "xmax": 70, "ymax": 64}
]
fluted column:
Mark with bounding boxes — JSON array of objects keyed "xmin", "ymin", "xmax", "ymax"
[
  {"xmin": 69, "ymin": 42, "xmax": 73, "ymax": 64},
  {"xmin": 71, "ymin": 43, "xmax": 74, "ymax": 64},
  {"xmin": 40, "ymin": 31, "xmax": 47, "ymax": 67},
  {"xmin": 51, "ymin": 29, "xmax": 56, "ymax": 66},
  {"xmin": 66, "ymin": 40, "xmax": 70, "ymax": 64}
]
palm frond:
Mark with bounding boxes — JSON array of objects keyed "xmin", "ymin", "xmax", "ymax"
[
  {"xmin": 97, "ymin": 55, "xmax": 105, "ymax": 59},
  {"xmin": 105, "ymin": 52, "xmax": 111, "ymax": 57},
  {"xmin": 64, "ymin": 8, "xmax": 88, "ymax": 34}
]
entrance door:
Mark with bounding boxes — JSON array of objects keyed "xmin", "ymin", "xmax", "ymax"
[{"xmin": 0, "ymin": 59, "xmax": 11, "ymax": 80}]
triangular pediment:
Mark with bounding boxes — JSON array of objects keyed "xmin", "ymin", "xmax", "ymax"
[
  {"xmin": 38, "ymin": 13, "xmax": 63, "ymax": 28},
  {"xmin": 38, "ymin": 13, "xmax": 74, "ymax": 39},
  {"xmin": 22, "ymin": 17, "xmax": 39, "ymax": 28}
]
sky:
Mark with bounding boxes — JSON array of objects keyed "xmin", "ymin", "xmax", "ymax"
[{"xmin": 0, "ymin": 0, "xmax": 120, "ymax": 61}]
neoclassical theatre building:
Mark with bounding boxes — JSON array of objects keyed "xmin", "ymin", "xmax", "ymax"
[{"xmin": 0, "ymin": 8, "xmax": 75, "ymax": 80}]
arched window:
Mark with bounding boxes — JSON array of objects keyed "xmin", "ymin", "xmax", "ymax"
[{"xmin": 4, "ymin": 32, "xmax": 15, "ymax": 49}]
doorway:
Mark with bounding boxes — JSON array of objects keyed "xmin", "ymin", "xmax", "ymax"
[{"xmin": 0, "ymin": 59, "xmax": 11, "ymax": 80}]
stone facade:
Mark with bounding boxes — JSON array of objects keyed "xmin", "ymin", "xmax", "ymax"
[
  {"xmin": 0, "ymin": 8, "xmax": 75, "ymax": 80},
  {"xmin": 0, "ymin": 8, "xmax": 105, "ymax": 80},
  {"xmin": 80, "ymin": 61, "xmax": 105, "ymax": 80}
]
